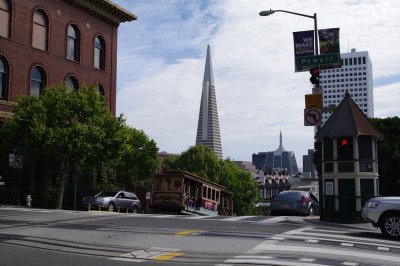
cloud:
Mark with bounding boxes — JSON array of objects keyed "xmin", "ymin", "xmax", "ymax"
[{"xmin": 114, "ymin": 0, "xmax": 400, "ymax": 168}]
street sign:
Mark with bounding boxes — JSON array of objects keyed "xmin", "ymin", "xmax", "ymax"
[
  {"xmin": 295, "ymin": 54, "xmax": 340, "ymax": 68},
  {"xmin": 304, "ymin": 108, "xmax": 322, "ymax": 126},
  {"xmin": 325, "ymin": 182, "xmax": 334, "ymax": 195},
  {"xmin": 146, "ymin": 192, "xmax": 151, "ymax": 200},
  {"xmin": 0, "ymin": 182, "xmax": 4, "ymax": 186},
  {"xmin": 305, "ymin": 94, "xmax": 323, "ymax": 109}
]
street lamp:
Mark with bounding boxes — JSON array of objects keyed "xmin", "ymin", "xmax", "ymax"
[
  {"xmin": 260, "ymin": 9, "xmax": 323, "ymax": 220},
  {"xmin": 259, "ymin": 9, "xmax": 318, "ymax": 56}
]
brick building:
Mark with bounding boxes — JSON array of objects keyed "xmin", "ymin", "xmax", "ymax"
[{"xmin": 0, "ymin": 0, "xmax": 136, "ymax": 121}]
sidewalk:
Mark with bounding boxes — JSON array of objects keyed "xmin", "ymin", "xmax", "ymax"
[{"xmin": 304, "ymin": 216, "xmax": 378, "ymax": 231}]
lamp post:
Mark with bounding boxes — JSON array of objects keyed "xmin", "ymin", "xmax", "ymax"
[
  {"xmin": 259, "ymin": 9, "xmax": 324, "ymax": 220},
  {"xmin": 259, "ymin": 9, "xmax": 318, "ymax": 56}
]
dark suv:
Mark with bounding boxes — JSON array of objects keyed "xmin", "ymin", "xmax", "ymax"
[{"xmin": 83, "ymin": 190, "xmax": 141, "ymax": 213}]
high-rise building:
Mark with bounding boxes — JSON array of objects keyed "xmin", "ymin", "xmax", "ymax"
[
  {"xmin": 252, "ymin": 132, "xmax": 299, "ymax": 174},
  {"xmin": 320, "ymin": 48, "xmax": 373, "ymax": 124},
  {"xmin": 302, "ymin": 149, "xmax": 316, "ymax": 178},
  {"xmin": 195, "ymin": 45, "xmax": 223, "ymax": 159}
]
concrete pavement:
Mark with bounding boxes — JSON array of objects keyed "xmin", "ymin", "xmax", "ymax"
[{"xmin": 304, "ymin": 215, "xmax": 378, "ymax": 231}]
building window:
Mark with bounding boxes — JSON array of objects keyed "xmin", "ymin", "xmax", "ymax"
[
  {"xmin": 32, "ymin": 9, "xmax": 48, "ymax": 51},
  {"xmin": 97, "ymin": 84, "xmax": 105, "ymax": 95},
  {"xmin": 0, "ymin": 56, "xmax": 8, "ymax": 99},
  {"xmin": 94, "ymin": 35, "xmax": 105, "ymax": 70},
  {"xmin": 66, "ymin": 76, "xmax": 78, "ymax": 90},
  {"xmin": 67, "ymin": 24, "xmax": 80, "ymax": 61},
  {"xmin": 30, "ymin": 67, "xmax": 46, "ymax": 97},
  {"xmin": 0, "ymin": 0, "xmax": 11, "ymax": 38}
]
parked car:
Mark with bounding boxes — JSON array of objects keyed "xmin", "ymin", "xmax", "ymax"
[
  {"xmin": 82, "ymin": 190, "xmax": 141, "ymax": 213},
  {"xmin": 361, "ymin": 196, "xmax": 400, "ymax": 239},
  {"xmin": 270, "ymin": 190, "xmax": 319, "ymax": 216}
]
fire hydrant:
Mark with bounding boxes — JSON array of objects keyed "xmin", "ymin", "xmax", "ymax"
[{"xmin": 26, "ymin": 195, "xmax": 32, "ymax": 207}]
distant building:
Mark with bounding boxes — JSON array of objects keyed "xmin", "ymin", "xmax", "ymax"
[
  {"xmin": 320, "ymin": 48, "xmax": 373, "ymax": 124},
  {"xmin": 234, "ymin": 161, "xmax": 257, "ymax": 173},
  {"xmin": 0, "ymin": 0, "xmax": 136, "ymax": 122},
  {"xmin": 195, "ymin": 45, "xmax": 223, "ymax": 159},
  {"xmin": 252, "ymin": 132, "xmax": 299, "ymax": 174},
  {"xmin": 302, "ymin": 149, "xmax": 316, "ymax": 178},
  {"xmin": 255, "ymin": 169, "xmax": 291, "ymax": 204}
]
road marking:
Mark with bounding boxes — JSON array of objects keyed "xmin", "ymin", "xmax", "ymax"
[
  {"xmin": 342, "ymin": 262, "xmax": 358, "ymax": 266},
  {"xmin": 111, "ymin": 247, "xmax": 181, "ymax": 262},
  {"xmin": 251, "ymin": 244, "xmax": 400, "ymax": 263},
  {"xmin": 175, "ymin": 230, "xmax": 200, "ymax": 236},
  {"xmin": 377, "ymin": 246, "xmax": 390, "ymax": 251},
  {"xmin": 341, "ymin": 243, "xmax": 354, "ymax": 247},
  {"xmin": 225, "ymin": 255, "xmax": 328, "ymax": 266},
  {"xmin": 185, "ymin": 215, "xmax": 210, "ymax": 219},
  {"xmin": 306, "ymin": 239, "xmax": 319, "ymax": 243},
  {"xmin": 300, "ymin": 258, "xmax": 316, "ymax": 262},
  {"xmin": 222, "ymin": 216, "xmax": 256, "ymax": 221},
  {"xmin": 270, "ymin": 236, "xmax": 286, "ymax": 240},
  {"xmin": 256, "ymin": 216, "xmax": 289, "ymax": 224},
  {"xmin": 153, "ymin": 251, "xmax": 183, "ymax": 261}
]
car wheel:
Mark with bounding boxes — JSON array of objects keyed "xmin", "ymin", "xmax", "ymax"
[
  {"xmin": 380, "ymin": 214, "xmax": 400, "ymax": 239},
  {"xmin": 107, "ymin": 203, "xmax": 115, "ymax": 212},
  {"xmin": 132, "ymin": 206, "xmax": 138, "ymax": 213}
]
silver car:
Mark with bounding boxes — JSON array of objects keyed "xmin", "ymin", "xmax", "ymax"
[
  {"xmin": 361, "ymin": 196, "xmax": 400, "ymax": 239},
  {"xmin": 270, "ymin": 190, "xmax": 319, "ymax": 216},
  {"xmin": 82, "ymin": 190, "xmax": 141, "ymax": 213}
]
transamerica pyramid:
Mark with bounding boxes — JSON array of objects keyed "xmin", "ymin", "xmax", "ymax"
[{"xmin": 195, "ymin": 45, "xmax": 223, "ymax": 159}]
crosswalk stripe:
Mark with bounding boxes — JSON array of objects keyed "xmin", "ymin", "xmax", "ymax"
[
  {"xmin": 251, "ymin": 244, "xmax": 400, "ymax": 263},
  {"xmin": 256, "ymin": 216, "xmax": 288, "ymax": 224},
  {"xmin": 225, "ymin": 255, "xmax": 328, "ymax": 266},
  {"xmin": 222, "ymin": 216, "xmax": 256, "ymax": 221}
]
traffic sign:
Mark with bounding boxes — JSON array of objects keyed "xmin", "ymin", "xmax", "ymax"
[
  {"xmin": 305, "ymin": 94, "xmax": 323, "ymax": 109},
  {"xmin": 14, "ymin": 155, "xmax": 23, "ymax": 169},
  {"xmin": 296, "ymin": 54, "xmax": 340, "ymax": 68},
  {"xmin": 304, "ymin": 108, "xmax": 322, "ymax": 126},
  {"xmin": 325, "ymin": 182, "xmax": 334, "ymax": 195}
]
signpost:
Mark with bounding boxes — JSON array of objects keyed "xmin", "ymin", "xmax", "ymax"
[
  {"xmin": 305, "ymin": 94, "xmax": 323, "ymax": 109},
  {"xmin": 304, "ymin": 108, "xmax": 322, "ymax": 126}
]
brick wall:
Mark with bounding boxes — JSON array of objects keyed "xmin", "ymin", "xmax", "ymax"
[{"xmin": 0, "ymin": 0, "xmax": 120, "ymax": 115}]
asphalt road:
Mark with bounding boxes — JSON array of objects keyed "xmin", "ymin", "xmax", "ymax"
[{"xmin": 0, "ymin": 206, "xmax": 399, "ymax": 266}]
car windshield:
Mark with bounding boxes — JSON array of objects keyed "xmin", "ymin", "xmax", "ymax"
[
  {"xmin": 95, "ymin": 191, "xmax": 117, "ymax": 197},
  {"xmin": 275, "ymin": 191, "xmax": 305, "ymax": 201}
]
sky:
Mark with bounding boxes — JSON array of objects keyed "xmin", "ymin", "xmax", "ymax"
[{"xmin": 113, "ymin": 0, "xmax": 400, "ymax": 169}]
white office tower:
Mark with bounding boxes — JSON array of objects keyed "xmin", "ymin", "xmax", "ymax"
[
  {"xmin": 320, "ymin": 48, "xmax": 373, "ymax": 124},
  {"xmin": 195, "ymin": 45, "xmax": 223, "ymax": 159}
]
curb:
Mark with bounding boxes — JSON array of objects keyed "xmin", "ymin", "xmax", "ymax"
[{"xmin": 303, "ymin": 216, "xmax": 378, "ymax": 231}]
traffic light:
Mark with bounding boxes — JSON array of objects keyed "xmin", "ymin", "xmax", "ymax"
[
  {"xmin": 309, "ymin": 67, "xmax": 319, "ymax": 85},
  {"xmin": 337, "ymin": 136, "xmax": 353, "ymax": 160}
]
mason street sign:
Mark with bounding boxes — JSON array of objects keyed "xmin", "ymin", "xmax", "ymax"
[{"xmin": 296, "ymin": 54, "xmax": 340, "ymax": 69}]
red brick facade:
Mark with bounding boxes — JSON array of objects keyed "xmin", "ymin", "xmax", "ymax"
[{"xmin": 0, "ymin": 0, "xmax": 136, "ymax": 117}]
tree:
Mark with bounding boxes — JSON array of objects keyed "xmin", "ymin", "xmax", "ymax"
[
  {"xmin": 116, "ymin": 126, "xmax": 159, "ymax": 187},
  {"xmin": 163, "ymin": 145, "xmax": 222, "ymax": 183},
  {"xmin": 162, "ymin": 145, "xmax": 259, "ymax": 215},
  {"xmin": 0, "ymin": 83, "xmax": 158, "ymax": 209},
  {"xmin": 370, "ymin": 117, "xmax": 400, "ymax": 195}
]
